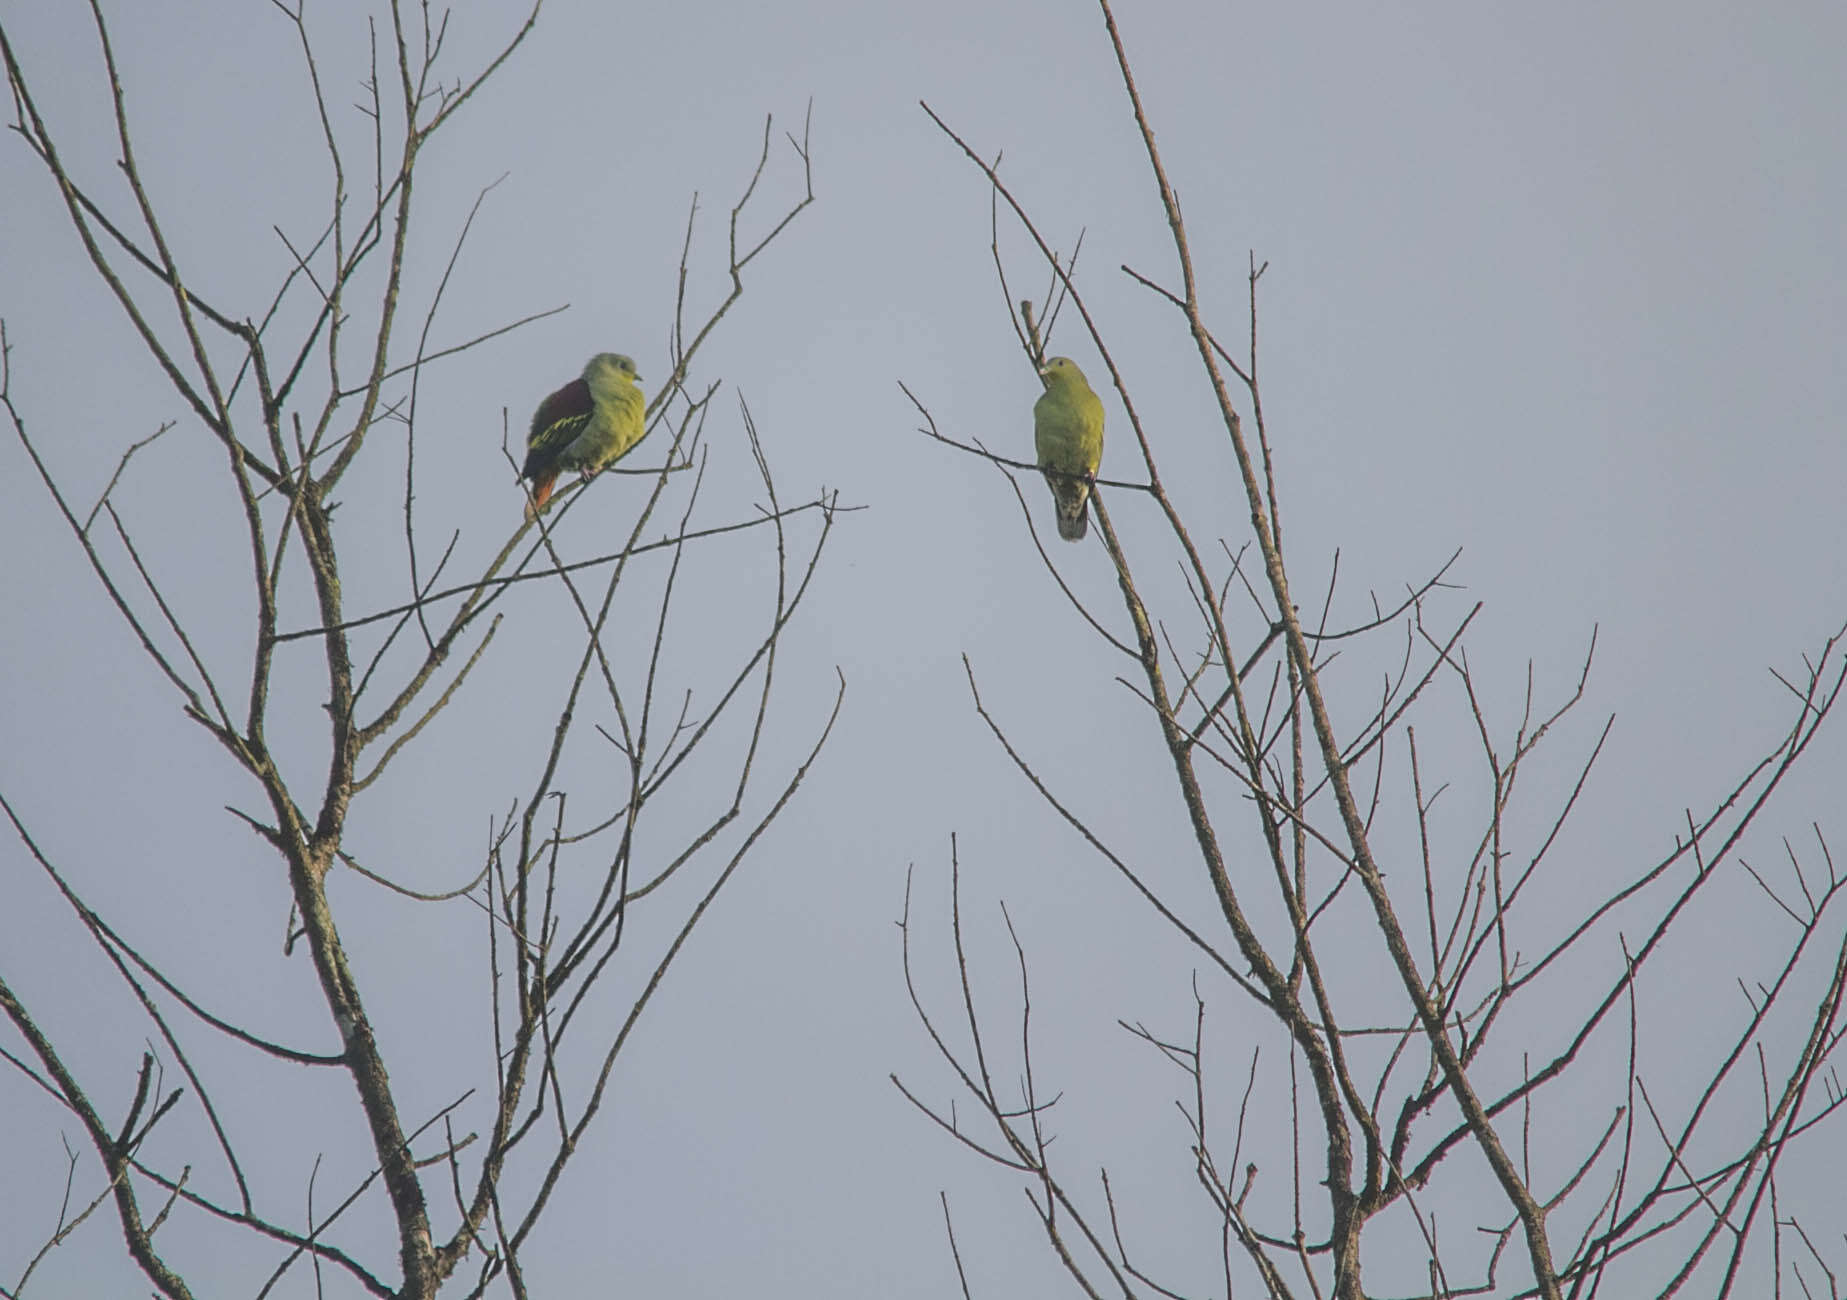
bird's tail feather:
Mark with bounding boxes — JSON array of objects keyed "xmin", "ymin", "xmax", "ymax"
[
  {"xmin": 1053, "ymin": 481, "xmax": 1091, "ymax": 542},
  {"xmin": 524, "ymin": 473, "xmax": 557, "ymax": 521}
]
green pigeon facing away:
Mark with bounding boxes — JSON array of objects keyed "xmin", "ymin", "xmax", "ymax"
[
  {"xmin": 522, "ymin": 352, "xmax": 647, "ymax": 516},
  {"xmin": 1033, "ymin": 355, "xmax": 1104, "ymax": 542}
]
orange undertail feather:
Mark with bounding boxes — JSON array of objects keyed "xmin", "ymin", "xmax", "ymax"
[{"xmin": 524, "ymin": 472, "xmax": 558, "ymax": 520}]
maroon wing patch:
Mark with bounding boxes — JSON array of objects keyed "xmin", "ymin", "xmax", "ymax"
[{"xmin": 529, "ymin": 377, "xmax": 592, "ymax": 440}]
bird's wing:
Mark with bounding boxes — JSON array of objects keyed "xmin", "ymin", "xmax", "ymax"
[
  {"xmin": 524, "ymin": 378, "xmax": 594, "ymax": 477},
  {"xmin": 530, "ymin": 378, "xmax": 593, "ymax": 441},
  {"xmin": 1077, "ymin": 387, "xmax": 1104, "ymax": 473}
]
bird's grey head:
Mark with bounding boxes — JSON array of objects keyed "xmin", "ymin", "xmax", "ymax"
[{"xmin": 584, "ymin": 352, "xmax": 641, "ymax": 384}]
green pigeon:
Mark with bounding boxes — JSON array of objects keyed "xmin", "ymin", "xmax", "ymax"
[
  {"xmin": 1033, "ymin": 356, "xmax": 1104, "ymax": 542},
  {"xmin": 521, "ymin": 352, "xmax": 647, "ymax": 516}
]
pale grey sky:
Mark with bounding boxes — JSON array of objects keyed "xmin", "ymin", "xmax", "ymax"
[{"xmin": 2, "ymin": 1, "xmax": 1843, "ymax": 1296}]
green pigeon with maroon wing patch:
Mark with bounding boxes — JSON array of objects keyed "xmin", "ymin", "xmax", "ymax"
[{"xmin": 522, "ymin": 352, "xmax": 647, "ymax": 516}]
